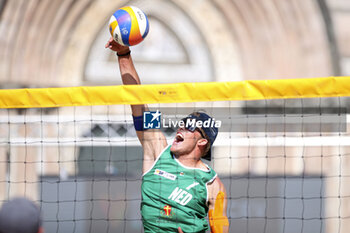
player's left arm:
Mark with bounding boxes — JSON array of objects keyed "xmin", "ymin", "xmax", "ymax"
[{"xmin": 207, "ymin": 176, "xmax": 229, "ymax": 233}]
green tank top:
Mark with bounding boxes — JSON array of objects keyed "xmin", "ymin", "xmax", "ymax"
[{"xmin": 141, "ymin": 145, "xmax": 217, "ymax": 233}]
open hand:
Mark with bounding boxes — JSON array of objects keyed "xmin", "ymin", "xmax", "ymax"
[{"xmin": 105, "ymin": 37, "xmax": 129, "ymax": 54}]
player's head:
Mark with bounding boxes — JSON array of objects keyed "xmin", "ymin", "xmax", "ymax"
[
  {"xmin": 0, "ymin": 197, "xmax": 43, "ymax": 233},
  {"xmin": 171, "ymin": 112, "xmax": 218, "ymax": 160}
]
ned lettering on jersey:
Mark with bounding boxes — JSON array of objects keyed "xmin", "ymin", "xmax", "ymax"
[
  {"xmin": 168, "ymin": 187, "xmax": 193, "ymax": 206},
  {"xmin": 106, "ymin": 36, "xmax": 229, "ymax": 233}
]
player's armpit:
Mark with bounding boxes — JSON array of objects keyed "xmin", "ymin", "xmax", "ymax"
[{"xmin": 208, "ymin": 191, "xmax": 229, "ymax": 233}]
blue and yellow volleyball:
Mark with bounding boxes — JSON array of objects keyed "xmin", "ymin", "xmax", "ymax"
[{"xmin": 109, "ymin": 6, "xmax": 149, "ymax": 46}]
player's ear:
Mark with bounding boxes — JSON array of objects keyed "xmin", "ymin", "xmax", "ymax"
[{"xmin": 197, "ymin": 138, "xmax": 208, "ymax": 146}]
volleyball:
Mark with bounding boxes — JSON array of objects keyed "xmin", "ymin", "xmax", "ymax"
[{"xmin": 109, "ymin": 6, "xmax": 149, "ymax": 47}]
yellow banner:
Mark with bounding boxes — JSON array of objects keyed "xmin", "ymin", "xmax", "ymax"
[{"xmin": 0, "ymin": 76, "xmax": 349, "ymax": 108}]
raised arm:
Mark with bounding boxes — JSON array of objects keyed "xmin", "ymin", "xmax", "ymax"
[
  {"xmin": 105, "ymin": 37, "xmax": 167, "ymax": 172},
  {"xmin": 105, "ymin": 37, "xmax": 143, "ymax": 114}
]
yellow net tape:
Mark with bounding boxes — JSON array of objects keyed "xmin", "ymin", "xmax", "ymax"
[{"xmin": 0, "ymin": 76, "xmax": 349, "ymax": 108}]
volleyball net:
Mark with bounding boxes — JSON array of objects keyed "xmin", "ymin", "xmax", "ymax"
[{"xmin": 0, "ymin": 77, "xmax": 349, "ymax": 233}]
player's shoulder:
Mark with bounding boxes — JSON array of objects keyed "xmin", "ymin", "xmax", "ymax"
[{"xmin": 207, "ymin": 175, "xmax": 226, "ymax": 195}]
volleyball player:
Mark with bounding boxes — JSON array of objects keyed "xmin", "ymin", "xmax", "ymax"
[{"xmin": 106, "ymin": 37, "xmax": 229, "ymax": 233}]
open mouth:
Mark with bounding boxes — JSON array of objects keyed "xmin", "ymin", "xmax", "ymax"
[{"xmin": 175, "ymin": 133, "xmax": 184, "ymax": 143}]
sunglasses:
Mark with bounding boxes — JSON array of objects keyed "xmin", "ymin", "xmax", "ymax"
[{"xmin": 182, "ymin": 117, "xmax": 206, "ymax": 139}]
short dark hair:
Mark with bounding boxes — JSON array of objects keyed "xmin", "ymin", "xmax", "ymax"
[{"xmin": 0, "ymin": 197, "xmax": 41, "ymax": 233}]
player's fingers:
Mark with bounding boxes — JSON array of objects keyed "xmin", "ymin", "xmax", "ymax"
[
  {"xmin": 105, "ymin": 39, "xmax": 112, "ymax": 48},
  {"xmin": 105, "ymin": 37, "xmax": 130, "ymax": 53},
  {"xmin": 105, "ymin": 37, "xmax": 116, "ymax": 48},
  {"xmin": 178, "ymin": 227, "xmax": 184, "ymax": 233}
]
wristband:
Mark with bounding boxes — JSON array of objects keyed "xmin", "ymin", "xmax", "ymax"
[
  {"xmin": 116, "ymin": 50, "xmax": 131, "ymax": 57},
  {"xmin": 133, "ymin": 115, "xmax": 145, "ymax": 131}
]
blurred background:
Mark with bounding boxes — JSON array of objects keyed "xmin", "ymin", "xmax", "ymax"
[{"xmin": 0, "ymin": 0, "xmax": 350, "ymax": 232}]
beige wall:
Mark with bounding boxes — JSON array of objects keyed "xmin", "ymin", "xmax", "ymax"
[{"xmin": 1, "ymin": 0, "xmax": 347, "ymax": 87}]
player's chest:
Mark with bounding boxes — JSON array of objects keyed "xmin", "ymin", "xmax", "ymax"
[{"xmin": 150, "ymin": 168, "xmax": 207, "ymax": 206}]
